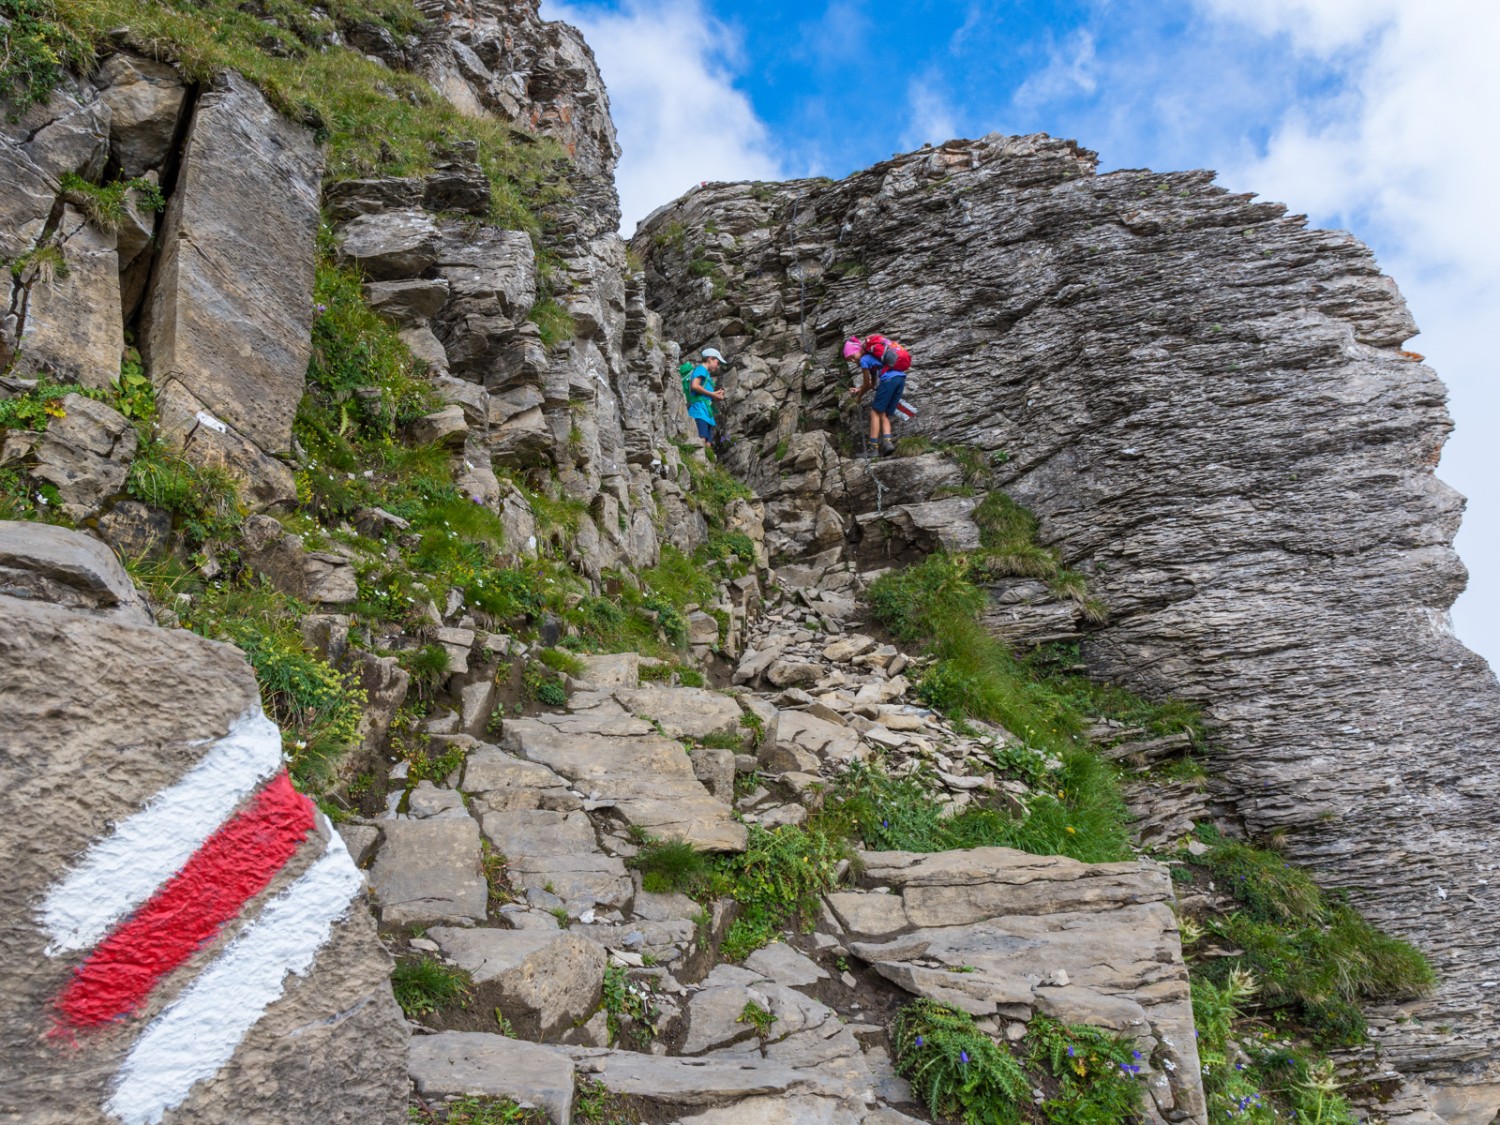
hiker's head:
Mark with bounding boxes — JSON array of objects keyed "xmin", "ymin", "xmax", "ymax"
[
  {"xmin": 842, "ymin": 336, "xmax": 863, "ymax": 361},
  {"xmin": 701, "ymin": 347, "xmax": 726, "ymax": 372}
]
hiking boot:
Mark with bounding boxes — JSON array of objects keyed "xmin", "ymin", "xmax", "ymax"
[
  {"xmin": 857, "ymin": 437, "xmax": 879, "ymax": 459},
  {"xmin": 878, "ymin": 435, "xmax": 896, "ymax": 457}
]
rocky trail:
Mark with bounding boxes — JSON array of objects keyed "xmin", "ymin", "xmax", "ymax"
[
  {"xmin": 4, "ymin": 1, "xmax": 1495, "ymax": 1123},
  {"xmin": 367, "ymin": 551, "xmax": 1207, "ymax": 1125}
]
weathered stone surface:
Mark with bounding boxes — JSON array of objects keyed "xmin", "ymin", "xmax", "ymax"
[
  {"xmin": 336, "ymin": 209, "xmax": 440, "ymax": 281},
  {"xmin": 152, "ymin": 379, "xmax": 298, "ymax": 510},
  {"xmin": 823, "ymin": 892, "xmax": 910, "ymax": 938},
  {"xmin": 92, "ymin": 53, "xmax": 188, "ymax": 176},
  {"xmin": 860, "ymin": 847, "xmax": 1172, "ymax": 928},
  {"xmin": 95, "ymin": 499, "xmax": 171, "ymax": 559},
  {"xmin": 775, "ymin": 710, "xmax": 866, "ymax": 770},
  {"xmin": 614, "ymin": 685, "xmax": 743, "ymax": 742},
  {"xmin": 575, "ymin": 652, "xmax": 639, "ymax": 688},
  {"xmin": 0, "ymin": 519, "xmax": 147, "ymax": 622},
  {"xmin": 568, "ymin": 1048, "xmax": 847, "ymax": 1105},
  {"xmin": 501, "ymin": 718, "xmax": 746, "ymax": 851},
  {"xmin": 239, "ymin": 514, "xmax": 358, "ymax": 605},
  {"xmin": 11, "ymin": 204, "xmax": 122, "ymax": 390},
  {"xmin": 480, "ymin": 808, "xmax": 632, "ymax": 908},
  {"xmin": 29, "ymin": 394, "xmax": 137, "ymax": 520},
  {"xmin": 1, "ymin": 74, "xmax": 109, "ymax": 183},
  {"xmin": 689, "ymin": 746, "xmax": 736, "ymax": 802},
  {"xmin": 429, "ymin": 927, "xmax": 605, "ymax": 1039},
  {"xmin": 0, "ymin": 523, "xmax": 405, "ymax": 1125},
  {"xmin": 463, "ymin": 746, "xmax": 572, "ymax": 811},
  {"xmin": 848, "ymin": 848, "xmax": 1200, "ymax": 1123},
  {"xmin": 744, "ymin": 941, "xmax": 829, "ymax": 987},
  {"xmin": 143, "ymin": 71, "xmax": 321, "ymax": 456},
  {"xmin": 638, "ymin": 134, "xmax": 1500, "ymax": 1093},
  {"xmin": 368, "ymin": 815, "xmax": 488, "ymax": 926},
  {"xmin": 362, "ymin": 277, "xmax": 451, "ymax": 326},
  {"xmin": 409, "ymin": 1033, "xmax": 574, "ymax": 1124}
]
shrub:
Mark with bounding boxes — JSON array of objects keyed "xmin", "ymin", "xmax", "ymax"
[
  {"xmin": 718, "ymin": 824, "xmax": 847, "ymax": 960},
  {"xmin": 892, "ymin": 1000, "xmax": 1029, "ymax": 1124}
]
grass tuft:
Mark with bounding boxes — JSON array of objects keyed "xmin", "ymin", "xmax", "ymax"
[{"xmin": 391, "ymin": 956, "xmax": 470, "ymax": 1018}]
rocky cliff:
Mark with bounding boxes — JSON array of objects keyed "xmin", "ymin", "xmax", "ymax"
[
  {"xmin": 634, "ymin": 137, "xmax": 1500, "ymax": 1120},
  {"xmin": 4, "ymin": 1, "xmax": 1497, "ymax": 1123}
]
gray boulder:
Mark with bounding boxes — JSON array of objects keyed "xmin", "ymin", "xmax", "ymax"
[
  {"xmin": 92, "ymin": 53, "xmax": 188, "ymax": 176},
  {"xmin": 30, "ymin": 394, "xmax": 137, "ymax": 521}
]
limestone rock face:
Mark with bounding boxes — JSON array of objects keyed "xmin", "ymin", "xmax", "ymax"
[
  {"xmin": 142, "ymin": 71, "xmax": 321, "ymax": 484},
  {"xmin": 0, "ymin": 523, "xmax": 406, "ymax": 1125},
  {"xmin": 637, "ymin": 134, "xmax": 1500, "ymax": 1102},
  {"xmin": 91, "ymin": 53, "xmax": 189, "ymax": 177}
]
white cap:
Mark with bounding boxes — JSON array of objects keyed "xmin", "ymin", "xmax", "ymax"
[{"xmin": 701, "ymin": 348, "xmax": 726, "ymax": 363}]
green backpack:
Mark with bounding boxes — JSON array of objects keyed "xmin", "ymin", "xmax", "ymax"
[{"xmin": 679, "ymin": 360, "xmax": 702, "ymax": 406}]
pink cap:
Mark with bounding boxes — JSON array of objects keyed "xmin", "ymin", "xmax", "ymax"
[{"xmin": 842, "ymin": 337, "xmax": 863, "ymax": 360}]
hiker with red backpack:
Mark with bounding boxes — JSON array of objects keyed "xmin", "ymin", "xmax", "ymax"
[
  {"xmin": 844, "ymin": 333, "xmax": 912, "ymax": 457},
  {"xmin": 682, "ymin": 347, "xmax": 727, "ymax": 452}
]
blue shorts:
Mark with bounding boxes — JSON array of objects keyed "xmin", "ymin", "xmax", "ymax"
[
  {"xmin": 695, "ymin": 418, "xmax": 715, "ymax": 440},
  {"xmin": 871, "ymin": 375, "xmax": 906, "ymax": 417}
]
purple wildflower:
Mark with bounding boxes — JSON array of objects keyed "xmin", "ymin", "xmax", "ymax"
[{"xmin": 960, "ymin": 1050, "xmax": 969, "ymax": 1065}]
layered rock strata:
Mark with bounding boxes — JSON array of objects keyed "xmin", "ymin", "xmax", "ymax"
[{"xmin": 636, "ymin": 135, "xmax": 1500, "ymax": 1117}]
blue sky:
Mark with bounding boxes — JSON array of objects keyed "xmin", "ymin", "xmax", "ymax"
[{"xmin": 542, "ymin": 0, "xmax": 1500, "ymax": 671}]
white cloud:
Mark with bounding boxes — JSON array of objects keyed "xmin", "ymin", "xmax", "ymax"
[
  {"xmin": 1012, "ymin": 29, "xmax": 1098, "ymax": 110},
  {"xmin": 1197, "ymin": 0, "xmax": 1500, "ymax": 668},
  {"xmin": 901, "ymin": 82, "xmax": 960, "ymax": 150},
  {"xmin": 539, "ymin": 0, "xmax": 784, "ymax": 233}
]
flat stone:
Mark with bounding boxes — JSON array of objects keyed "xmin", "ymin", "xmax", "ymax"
[
  {"xmin": 501, "ymin": 718, "xmax": 746, "ymax": 852},
  {"xmin": 362, "ymin": 277, "xmax": 451, "ymax": 326},
  {"xmin": 0, "ymin": 519, "xmax": 148, "ymax": 623},
  {"xmin": 614, "ymin": 685, "xmax": 744, "ymax": 742},
  {"xmin": 575, "ymin": 652, "xmax": 639, "ymax": 688},
  {"xmin": 402, "ymin": 781, "xmax": 468, "ymax": 820},
  {"xmin": 463, "ymin": 746, "xmax": 571, "ymax": 811},
  {"xmin": 744, "ymin": 942, "xmax": 829, "ymax": 987},
  {"xmin": 568, "ymin": 1049, "xmax": 847, "ymax": 1105},
  {"xmin": 368, "ymin": 815, "xmax": 487, "ymax": 926},
  {"xmin": 766, "ymin": 659, "xmax": 822, "ymax": 688},
  {"xmin": 824, "ymin": 892, "xmax": 910, "ymax": 937},
  {"xmin": 429, "ymin": 927, "xmax": 606, "ymax": 1039},
  {"xmin": 409, "ymin": 1032, "xmax": 574, "ymax": 1124},
  {"xmin": 334, "ymin": 207, "xmax": 440, "ymax": 280},
  {"xmin": 776, "ymin": 710, "xmax": 866, "ymax": 768}
]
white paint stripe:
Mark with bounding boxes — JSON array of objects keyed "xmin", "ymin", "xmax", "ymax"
[
  {"xmin": 41, "ymin": 709, "xmax": 285, "ymax": 955},
  {"xmin": 105, "ymin": 830, "xmax": 363, "ymax": 1125}
]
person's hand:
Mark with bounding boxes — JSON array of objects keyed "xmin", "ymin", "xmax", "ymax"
[{"xmin": 714, "ymin": 390, "xmax": 726, "ymax": 401}]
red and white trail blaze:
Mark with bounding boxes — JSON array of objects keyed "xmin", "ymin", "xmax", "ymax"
[{"xmin": 39, "ymin": 708, "xmax": 364, "ymax": 1125}]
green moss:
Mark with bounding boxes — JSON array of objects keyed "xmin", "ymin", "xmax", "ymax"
[
  {"xmin": 0, "ymin": 377, "xmax": 104, "ymax": 432},
  {"xmin": 627, "ymin": 838, "xmax": 717, "ymax": 896}
]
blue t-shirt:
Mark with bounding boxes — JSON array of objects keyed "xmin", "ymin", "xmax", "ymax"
[
  {"xmin": 861, "ymin": 354, "xmax": 901, "ymax": 380},
  {"xmin": 687, "ymin": 364, "xmax": 715, "ymax": 424}
]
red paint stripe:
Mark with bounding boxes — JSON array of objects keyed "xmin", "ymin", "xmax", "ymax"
[{"xmin": 55, "ymin": 771, "xmax": 315, "ymax": 1028}]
